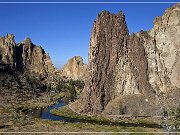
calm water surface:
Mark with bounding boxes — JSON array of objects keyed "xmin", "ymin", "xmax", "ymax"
[
  {"xmin": 25, "ymin": 98, "xmax": 161, "ymax": 129},
  {"xmin": 27, "ymin": 98, "xmax": 79, "ymax": 122}
]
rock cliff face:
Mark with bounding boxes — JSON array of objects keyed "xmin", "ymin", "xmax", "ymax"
[
  {"xmin": 0, "ymin": 34, "xmax": 16, "ymax": 68},
  {"xmin": 0, "ymin": 34, "xmax": 86, "ymax": 101},
  {"xmin": 0, "ymin": 62, "xmax": 47, "ymax": 101},
  {"xmin": 71, "ymin": 4, "xmax": 180, "ymax": 116},
  {"xmin": 81, "ymin": 11, "xmax": 129, "ymax": 114},
  {"xmin": 60, "ymin": 56, "xmax": 87, "ymax": 80},
  {"xmin": 0, "ymin": 34, "xmax": 55, "ymax": 75},
  {"xmin": 0, "ymin": 34, "xmax": 56, "ymax": 100}
]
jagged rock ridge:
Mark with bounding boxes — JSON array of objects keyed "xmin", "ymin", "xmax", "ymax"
[
  {"xmin": 59, "ymin": 56, "xmax": 87, "ymax": 80},
  {"xmin": 0, "ymin": 34, "xmax": 56, "ymax": 100},
  {"xmin": 82, "ymin": 11, "xmax": 129, "ymax": 114},
  {"xmin": 71, "ymin": 3, "xmax": 180, "ymax": 116},
  {"xmin": 0, "ymin": 34, "xmax": 86, "ymax": 101}
]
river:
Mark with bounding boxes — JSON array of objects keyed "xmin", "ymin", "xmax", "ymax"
[
  {"xmin": 24, "ymin": 98, "xmax": 162, "ymax": 129},
  {"xmin": 26, "ymin": 98, "xmax": 79, "ymax": 123}
]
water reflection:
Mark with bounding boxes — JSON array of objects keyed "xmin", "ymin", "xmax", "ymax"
[
  {"xmin": 25, "ymin": 98, "xmax": 161, "ymax": 129},
  {"xmin": 26, "ymin": 98, "xmax": 79, "ymax": 122}
]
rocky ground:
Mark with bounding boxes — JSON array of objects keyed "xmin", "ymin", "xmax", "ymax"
[
  {"xmin": 72, "ymin": 3, "xmax": 180, "ymax": 116},
  {"xmin": 1, "ymin": 119, "xmax": 162, "ymax": 134},
  {"xmin": 59, "ymin": 56, "xmax": 87, "ymax": 81},
  {"xmin": 0, "ymin": 79, "xmax": 178, "ymax": 134}
]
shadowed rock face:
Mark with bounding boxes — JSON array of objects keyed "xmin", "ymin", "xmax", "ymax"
[
  {"xmin": 80, "ymin": 11, "xmax": 129, "ymax": 114},
  {"xmin": 71, "ymin": 4, "xmax": 180, "ymax": 116},
  {"xmin": 0, "ymin": 62, "xmax": 47, "ymax": 101},
  {"xmin": 0, "ymin": 34, "xmax": 56, "ymax": 100},
  {"xmin": 60, "ymin": 56, "xmax": 87, "ymax": 80}
]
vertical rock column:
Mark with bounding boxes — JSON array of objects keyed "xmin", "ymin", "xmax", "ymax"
[
  {"xmin": 0, "ymin": 34, "xmax": 16, "ymax": 68},
  {"xmin": 81, "ymin": 11, "xmax": 129, "ymax": 114}
]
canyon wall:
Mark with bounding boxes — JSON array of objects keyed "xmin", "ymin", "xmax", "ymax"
[
  {"xmin": 0, "ymin": 34, "xmax": 56, "ymax": 100},
  {"xmin": 60, "ymin": 56, "xmax": 87, "ymax": 80},
  {"xmin": 0, "ymin": 34, "xmax": 55, "ymax": 76},
  {"xmin": 71, "ymin": 3, "xmax": 180, "ymax": 116},
  {"xmin": 0, "ymin": 34, "xmax": 86, "ymax": 100}
]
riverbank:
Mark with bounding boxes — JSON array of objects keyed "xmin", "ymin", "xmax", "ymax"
[
  {"xmin": 0, "ymin": 91, "xmax": 66, "ymax": 132},
  {"xmin": 1, "ymin": 114, "xmax": 162, "ymax": 134},
  {"xmin": 0, "ymin": 93, "xmax": 162, "ymax": 134},
  {"xmin": 18, "ymin": 92, "xmax": 66, "ymax": 109},
  {"xmin": 1, "ymin": 94, "xmax": 179, "ymax": 134},
  {"xmin": 0, "ymin": 104, "xmax": 161, "ymax": 134},
  {"xmin": 1, "ymin": 90, "xmax": 179, "ymax": 134},
  {"xmin": 51, "ymin": 105, "xmax": 164, "ymax": 132}
]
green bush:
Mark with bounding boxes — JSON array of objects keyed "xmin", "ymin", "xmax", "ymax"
[
  {"xmin": 119, "ymin": 105, "xmax": 126, "ymax": 115},
  {"xmin": 49, "ymin": 79, "xmax": 85, "ymax": 102}
]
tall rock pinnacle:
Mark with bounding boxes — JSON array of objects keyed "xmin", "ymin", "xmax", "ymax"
[
  {"xmin": 75, "ymin": 11, "xmax": 129, "ymax": 114},
  {"xmin": 60, "ymin": 56, "xmax": 87, "ymax": 80}
]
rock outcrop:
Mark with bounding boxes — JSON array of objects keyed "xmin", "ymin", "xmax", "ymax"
[
  {"xmin": 60, "ymin": 56, "xmax": 87, "ymax": 80},
  {"xmin": 0, "ymin": 34, "xmax": 16, "ymax": 67},
  {"xmin": 80, "ymin": 11, "xmax": 129, "ymax": 114},
  {"xmin": 0, "ymin": 34, "xmax": 55, "ymax": 76},
  {"xmin": 0, "ymin": 34, "xmax": 86, "ymax": 101},
  {"xmin": 0, "ymin": 34, "xmax": 56, "ymax": 100},
  {"xmin": 71, "ymin": 3, "xmax": 180, "ymax": 116}
]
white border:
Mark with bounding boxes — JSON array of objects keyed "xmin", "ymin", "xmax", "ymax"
[{"xmin": 0, "ymin": 1, "xmax": 179, "ymax": 3}]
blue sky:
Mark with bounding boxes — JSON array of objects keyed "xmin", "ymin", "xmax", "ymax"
[{"xmin": 0, "ymin": 2, "xmax": 178, "ymax": 68}]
